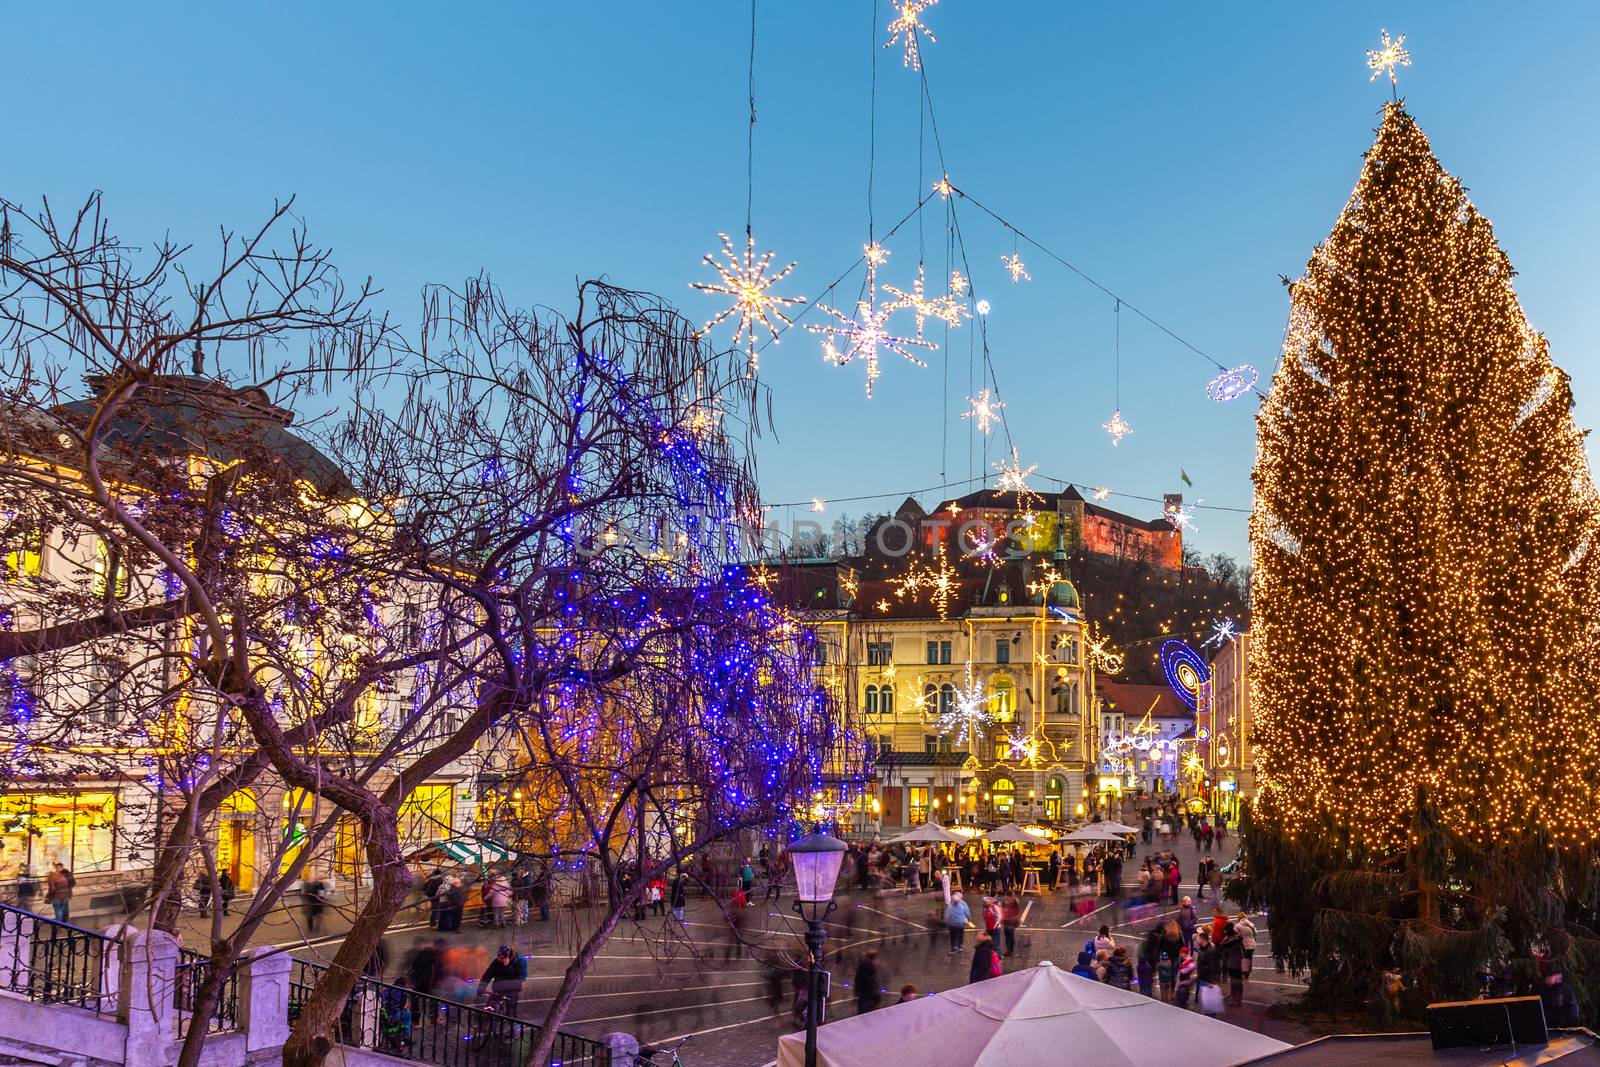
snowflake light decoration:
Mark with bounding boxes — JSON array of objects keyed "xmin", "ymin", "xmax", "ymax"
[
  {"xmin": 884, "ymin": 265, "xmax": 969, "ymax": 337},
  {"xmin": 937, "ymin": 663, "xmax": 994, "ymax": 744},
  {"xmin": 1001, "ymin": 252, "xmax": 1031, "ymax": 284},
  {"xmin": 885, "ymin": 1, "xmax": 939, "ymax": 70},
  {"xmin": 933, "ymin": 175, "xmax": 955, "ymax": 200},
  {"xmin": 1091, "ymin": 486, "xmax": 1111, "ymax": 501},
  {"xmin": 692, "ymin": 232, "xmax": 803, "ymax": 374},
  {"xmin": 993, "ymin": 447, "xmax": 1038, "ymax": 494},
  {"xmin": 810, "ymin": 498, "xmax": 826, "ymax": 513},
  {"xmin": 864, "ymin": 241, "xmax": 891, "ymax": 272},
  {"xmin": 1103, "ymin": 409, "xmax": 1133, "ymax": 446},
  {"xmin": 1366, "ymin": 29, "xmax": 1411, "ymax": 86},
  {"xmin": 1206, "ymin": 364, "xmax": 1259, "ymax": 402},
  {"xmin": 1086, "ymin": 626, "xmax": 1124, "ymax": 674},
  {"xmin": 1202, "ymin": 617, "xmax": 1238, "ymax": 649},
  {"xmin": 1164, "ymin": 500, "xmax": 1197, "ymax": 532},
  {"xmin": 893, "ymin": 545, "xmax": 959, "ymax": 620},
  {"xmin": 810, "ymin": 299, "xmax": 936, "ymax": 398},
  {"xmin": 961, "ymin": 388, "xmax": 1005, "ymax": 434},
  {"xmin": 949, "ymin": 270, "xmax": 969, "ymax": 297}
]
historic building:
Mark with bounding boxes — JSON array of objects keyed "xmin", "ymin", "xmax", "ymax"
[
  {"xmin": 0, "ymin": 377, "xmax": 477, "ymax": 915},
  {"xmin": 1204, "ymin": 631, "xmax": 1253, "ymax": 820},
  {"xmin": 767, "ymin": 486, "xmax": 1182, "ymax": 835}
]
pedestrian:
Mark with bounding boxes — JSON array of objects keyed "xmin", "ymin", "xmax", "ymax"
[
  {"xmin": 423, "ymin": 867, "xmax": 445, "ymax": 928},
  {"xmin": 1102, "ymin": 945, "xmax": 1134, "ymax": 989},
  {"xmin": 854, "ymin": 949, "xmax": 883, "ymax": 1013},
  {"xmin": 907, "ymin": 853, "xmax": 922, "ymax": 894},
  {"xmin": 1234, "ymin": 912, "xmax": 1257, "ymax": 986},
  {"xmin": 484, "ymin": 871, "xmax": 512, "ymax": 927},
  {"xmin": 999, "ymin": 892, "xmax": 1021, "ymax": 958},
  {"xmin": 740, "ymin": 856, "xmax": 756, "ymax": 895},
  {"xmin": 944, "ymin": 891, "xmax": 971, "ymax": 952},
  {"xmin": 1215, "ymin": 820, "xmax": 1228, "ymax": 846},
  {"xmin": 302, "ymin": 877, "xmax": 327, "ymax": 934},
  {"xmin": 669, "ymin": 869, "xmax": 689, "ymax": 925},
  {"xmin": 1136, "ymin": 947, "xmax": 1156, "ymax": 998},
  {"xmin": 1177, "ymin": 896, "xmax": 1198, "ymax": 950},
  {"xmin": 1166, "ymin": 859, "xmax": 1182, "ymax": 905},
  {"xmin": 46, "ymin": 862, "xmax": 74, "ymax": 922},
  {"xmin": 1195, "ymin": 857, "xmax": 1211, "ymax": 901},
  {"xmin": 439, "ymin": 878, "xmax": 465, "ymax": 932},
  {"xmin": 969, "ymin": 933, "xmax": 1002, "ymax": 984},
  {"xmin": 1191, "ymin": 821, "xmax": 1203, "ymax": 850},
  {"xmin": 510, "ymin": 865, "xmax": 533, "ymax": 925},
  {"xmin": 1219, "ymin": 921, "xmax": 1246, "ymax": 1007},
  {"xmin": 1174, "ymin": 947, "xmax": 1197, "ymax": 1008},
  {"xmin": 1071, "ymin": 950, "xmax": 1098, "ymax": 980},
  {"xmin": 1154, "ymin": 920, "xmax": 1184, "ymax": 1001},
  {"xmin": 194, "ymin": 869, "xmax": 214, "ymax": 919},
  {"xmin": 897, "ymin": 984, "xmax": 920, "ymax": 1003},
  {"xmin": 1094, "ymin": 924, "xmax": 1115, "ymax": 955},
  {"xmin": 218, "ymin": 870, "xmax": 235, "ymax": 917},
  {"xmin": 1209, "ymin": 861, "xmax": 1223, "ymax": 900},
  {"xmin": 407, "ymin": 937, "xmax": 442, "ymax": 1000},
  {"xmin": 533, "ymin": 865, "xmax": 551, "ymax": 922},
  {"xmin": 1541, "ymin": 966, "xmax": 1581, "ymax": 1027},
  {"xmin": 1193, "ymin": 928, "xmax": 1223, "ymax": 1015}
]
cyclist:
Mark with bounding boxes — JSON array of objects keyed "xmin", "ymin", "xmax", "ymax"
[{"xmin": 479, "ymin": 945, "xmax": 526, "ymax": 1015}]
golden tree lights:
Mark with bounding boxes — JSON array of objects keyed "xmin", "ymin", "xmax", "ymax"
[
  {"xmin": 692, "ymin": 232, "xmax": 804, "ymax": 375},
  {"xmin": 1250, "ymin": 102, "xmax": 1600, "ymax": 851}
]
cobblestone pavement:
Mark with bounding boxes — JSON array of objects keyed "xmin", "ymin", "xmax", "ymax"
[{"xmin": 307, "ymin": 829, "xmax": 1325, "ymax": 1067}]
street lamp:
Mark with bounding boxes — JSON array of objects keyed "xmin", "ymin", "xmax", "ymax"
[{"xmin": 790, "ymin": 832, "xmax": 847, "ymax": 1067}]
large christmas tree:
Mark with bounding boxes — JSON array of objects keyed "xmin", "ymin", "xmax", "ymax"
[{"xmin": 1243, "ymin": 102, "xmax": 1600, "ymax": 1016}]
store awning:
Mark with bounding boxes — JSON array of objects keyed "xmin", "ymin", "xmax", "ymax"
[{"xmin": 405, "ymin": 838, "xmax": 513, "ymax": 867}]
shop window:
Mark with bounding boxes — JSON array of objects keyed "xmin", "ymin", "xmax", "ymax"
[
  {"xmin": 3, "ymin": 521, "xmax": 46, "ymax": 579},
  {"xmin": 909, "ymin": 787, "xmax": 929, "ymax": 825},
  {"xmin": 93, "ymin": 538, "xmax": 131, "ymax": 600},
  {"xmin": 335, "ymin": 815, "xmax": 365, "ymax": 879},
  {"xmin": 991, "ymin": 777, "xmax": 1015, "ymax": 817},
  {"xmin": 0, "ymin": 791, "xmax": 117, "ymax": 878},
  {"xmin": 399, "ymin": 783, "xmax": 455, "ymax": 844}
]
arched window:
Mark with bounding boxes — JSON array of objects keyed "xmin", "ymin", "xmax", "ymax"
[
  {"xmin": 1045, "ymin": 776, "xmax": 1065, "ymax": 822},
  {"xmin": 924, "ymin": 683, "xmax": 938, "ymax": 715},
  {"xmin": 879, "ymin": 684, "xmax": 895, "ymax": 715},
  {"xmin": 938, "ymin": 684, "xmax": 955, "ymax": 718},
  {"xmin": 992, "ymin": 776, "xmax": 1016, "ymax": 817},
  {"xmin": 864, "ymin": 685, "xmax": 879, "ymax": 715},
  {"xmin": 991, "ymin": 676, "xmax": 1015, "ymax": 723}
]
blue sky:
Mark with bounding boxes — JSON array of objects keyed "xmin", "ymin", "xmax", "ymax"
[{"xmin": 6, "ymin": 3, "xmax": 1599, "ymax": 561}]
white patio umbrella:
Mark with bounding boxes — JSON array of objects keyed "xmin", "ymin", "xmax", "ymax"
[
  {"xmin": 1061, "ymin": 825, "xmax": 1126, "ymax": 843},
  {"xmin": 775, "ymin": 960, "xmax": 1290, "ymax": 1067},
  {"xmin": 1089, "ymin": 819, "xmax": 1141, "ymax": 835},
  {"xmin": 886, "ymin": 822, "xmax": 965, "ymax": 844},
  {"xmin": 980, "ymin": 822, "xmax": 1042, "ymax": 843}
]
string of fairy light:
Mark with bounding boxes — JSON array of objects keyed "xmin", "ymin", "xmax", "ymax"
[{"xmin": 690, "ymin": 0, "xmax": 1261, "ymax": 530}]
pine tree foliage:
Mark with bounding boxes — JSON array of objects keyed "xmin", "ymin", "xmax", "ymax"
[{"xmin": 1240, "ymin": 102, "xmax": 1600, "ymax": 1017}]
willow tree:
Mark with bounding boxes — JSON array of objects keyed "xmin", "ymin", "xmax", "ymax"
[{"xmin": 1241, "ymin": 102, "xmax": 1600, "ymax": 1017}]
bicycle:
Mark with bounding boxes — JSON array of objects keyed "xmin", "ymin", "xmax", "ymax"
[{"xmin": 636, "ymin": 1035, "xmax": 691, "ymax": 1067}]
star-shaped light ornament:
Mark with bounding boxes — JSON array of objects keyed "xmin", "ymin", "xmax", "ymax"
[
  {"xmin": 962, "ymin": 388, "xmax": 1005, "ymax": 434},
  {"xmin": 1202, "ymin": 617, "xmax": 1238, "ymax": 649},
  {"xmin": 933, "ymin": 175, "xmax": 956, "ymax": 200},
  {"xmin": 1366, "ymin": 29, "xmax": 1411, "ymax": 87},
  {"xmin": 1091, "ymin": 486, "xmax": 1112, "ymax": 501},
  {"xmin": 938, "ymin": 663, "xmax": 994, "ymax": 744},
  {"xmin": 1103, "ymin": 409, "xmax": 1133, "ymax": 446},
  {"xmin": 884, "ymin": 265, "xmax": 970, "ymax": 337},
  {"xmin": 949, "ymin": 270, "xmax": 970, "ymax": 297},
  {"xmin": 1165, "ymin": 500, "xmax": 1198, "ymax": 533},
  {"xmin": 993, "ymin": 447, "xmax": 1038, "ymax": 494},
  {"xmin": 692, "ymin": 232, "xmax": 804, "ymax": 375},
  {"xmin": 1001, "ymin": 252, "xmax": 1032, "ymax": 284},
  {"xmin": 810, "ymin": 498, "xmax": 826, "ymax": 513},
  {"xmin": 810, "ymin": 299, "xmax": 936, "ymax": 398},
  {"xmin": 885, "ymin": 1, "xmax": 939, "ymax": 70}
]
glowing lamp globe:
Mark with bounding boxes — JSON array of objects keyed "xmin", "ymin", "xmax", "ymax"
[{"xmin": 788, "ymin": 832, "xmax": 847, "ymax": 916}]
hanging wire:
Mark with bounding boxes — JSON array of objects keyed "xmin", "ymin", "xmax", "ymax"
[
  {"xmin": 866, "ymin": 0, "xmax": 878, "ymax": 243},
  {"xmin": 745, "ymin": 0, "xmax": 757, "ymax": 240},
  {"xmin": 1114, "ymin": 297, "xmax": 1122, "ymax": 410}
]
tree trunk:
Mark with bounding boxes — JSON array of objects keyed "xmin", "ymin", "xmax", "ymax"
[
  {"xmin": 524, "ymin": 901, "xmax": 631, "ymax": 1067},
  {"xmin": 280, "ymin": 811, "xmax": 412, "ymax": 1067}
]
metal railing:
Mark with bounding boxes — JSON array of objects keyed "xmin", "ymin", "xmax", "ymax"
[
  {"xmin": 0, "ymin": 901, "xmax": 113, "ymax": 1013},
  {"xmin": 174, "ymin": 947, "xmax": 241, "ymax": 1035},
  {"xmin": 290, "ymin": 957, "xmax": 609, "ymax": 1067}
]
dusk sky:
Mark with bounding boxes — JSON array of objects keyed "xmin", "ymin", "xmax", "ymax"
[{"xmin": 8, "ymin": 3, "xmax": 1598, "ymax": 561}]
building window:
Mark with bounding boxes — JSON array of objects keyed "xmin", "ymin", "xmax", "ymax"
[
  {"xmin": 1045, "ymin": 777, "xmax": 1065, "ymax": 821},
  {"xmin": 992, "ymin": 677, "xmax": 1015, "ymax": 723},
  {"xmin": 995, "ymin": 639, "xmax": 1010, "ymax": 664},
  {"xmin": 909, "ymin": 787, "xmax": 929, "ymax": 825},
  {"xmin": 90, "ymin": 657, "xmax": 123, "ymax": 724},
  {"xmin": 879, "ymin": 685, "xmax": 894, "ymax": 715},
  {"xmin": 1055, "ymin": 679, "xmax": 1080, "ymax": 716},
  {"xmin": 3, "ymin": 521, "xmax": 46, "ymax": 579},
  {"xmin": 938, "ymin": 683, "xmax": 955, "ymax": 719},
  {"xmin": 924, "ymin": 734, "xmax": 952, "ymax": 754},
  {"xmin": 93, "ymin": 539, "xmax": 132, "ymax": 600},
  {"xmin": 991, "ymin": 777, "xmax": 1015, "ymax": 817},
  {"xmin": 926, "ymin": 641, "xmax": 938, "ymax": 665},
  {"xmin": 865, "ymin": 685, "xmax": 879, "ymax": 715},
  {"xmin": 399, "ymin": 783, "xmax": 455, "ymax": 844},
  {"xmin": 813, "ymin": 642, "xmax": 828, "ymax": 665},
  {"xmin": 940, "ymin": 640, "xmax": 952, "ymax": 664},
  {"xmin": 867, "ymin": 641, "xmax": 893, "ymax": 666},
  {"xmin": 0, "ymin": 792, "xmax": 117, "ymax": 878}
]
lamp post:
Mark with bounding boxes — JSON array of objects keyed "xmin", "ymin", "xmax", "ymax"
[{"xmin": 790, "ymin": 832, "xmax": 847, "ymax": 1067}]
